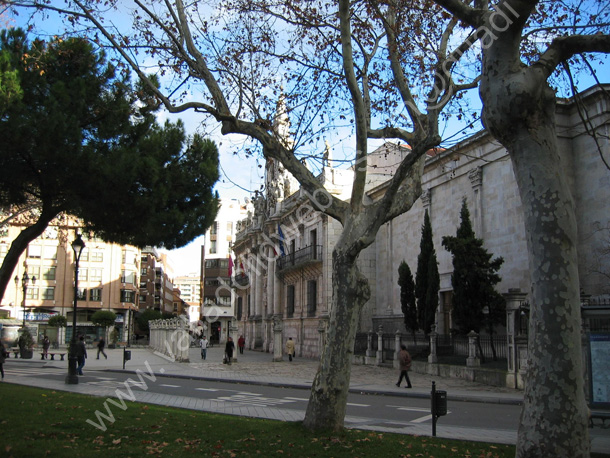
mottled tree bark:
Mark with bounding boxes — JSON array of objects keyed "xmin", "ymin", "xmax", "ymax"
[
  {"xmin": 480, "ymin": 52, "xmax": 590, "ymax": 458},
  {"xmin": 303, "ymin": 244, "xmax": 370, "ymax": 431}
]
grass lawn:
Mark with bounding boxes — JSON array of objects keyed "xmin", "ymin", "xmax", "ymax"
[{"xmin": 0, "ymin": 383, "xmax": 590, "ymax": 457}]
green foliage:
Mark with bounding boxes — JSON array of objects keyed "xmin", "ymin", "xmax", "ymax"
[
  {"xmin": 90, "ymin": 310, "xmax": 117, "ymax": 328},
  {"xmin": 0, "ymin": 28, "xmax": 220, "ymax": 303},
  {"xmin": 398, "ymin": 260, "xmax": 417, "ymax": 336},
  {"xmin": 415, "ymin": 210, "xmax": 439, "ymax": 335},
  {"xmin": 0, "ymin": 48, "xmax": 22, "ymax": 115},
  {"xmin": 442, "ymin": 199, "xmax": 506, "ymax": 338},
  {"xmin": 137, "ymin": 308, "xmax": 162, "ymax": 334},
  {"xmin": 47, "ymin": 315, "xmax": 67, "ymax": 328},
  {"xmin": 0, "ymin": 383, "xmax": 516, "ymax": 457},
  {"xmin": 109, "ymin": 328, "xmax": 119, "ymax": 344},
  {"xmin": 17, "ymin": 328, "xmax": 35, "ymax": 349}
]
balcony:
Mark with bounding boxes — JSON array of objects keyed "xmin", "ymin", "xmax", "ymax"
[
  {"xmin": 277, "ymin": 245, "xmax": 322, "ymax": 272},
  {"xmin": 233, "ymin": 273, "xmax": 249, "ymax": 287}
]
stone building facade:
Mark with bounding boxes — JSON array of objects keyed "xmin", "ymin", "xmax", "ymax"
[{"xmin": 232, "ymin": 84, "xmax": 610, "ymax": 359}]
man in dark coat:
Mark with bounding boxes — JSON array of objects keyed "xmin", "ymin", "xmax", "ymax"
[{"xmin": 76, "ymin": 335, "xmax": 87, "ymax": 375}]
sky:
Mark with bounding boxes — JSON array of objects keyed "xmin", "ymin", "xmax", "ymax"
[{"xmin": 5, "ymin": 2, "xmax": 609, "ymax": 277}]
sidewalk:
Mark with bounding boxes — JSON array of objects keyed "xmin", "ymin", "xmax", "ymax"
[{"xmin": 6, "ymin": 345, "xmax": 609, "ymax": 453}]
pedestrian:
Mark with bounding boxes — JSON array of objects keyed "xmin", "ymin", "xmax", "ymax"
[
  {"xmin": 224, "ymin": 336, "xmax": 235, "ymax": 365},
  {"xmin": 237, "ymin": 335, "xmax": 245, "ymax": 354},
  {"xmin": 285, "ymin": 337, "xmax": 295, "ymax": 362},
  {"xmin": 96, "ymin": 337, "xmax": 107, "ymax": 359},
  {"xmin": 200, "ymin": 335, "xmax": 209, "ymax": 360},
  {"xmin": 0, "ymin": 340, "xmax": 7, "ymax": 380},
  {"xmin": 76, "ymin": 335, "xmax": 87, "ymax": 376},
  {"xmin": 396, "ymin": 344, "xmax": 412, "ymax": 388},
  {"xmin": 42, "ymin": 335, "xmax": 50, "ymax": 359}
]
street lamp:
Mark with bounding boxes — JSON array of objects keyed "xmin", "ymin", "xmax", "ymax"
[
  {"xmin": 65, "ymin": 233, "xmax": 85, "ymax": 385},
  {"xmin": 15, "ymin": 273, "xmax": 37, "ymax": 329}
]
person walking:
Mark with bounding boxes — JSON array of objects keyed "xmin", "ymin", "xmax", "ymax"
[
  {"xmin": 0, "ymin": 340, "xmax": 7, "ymax": 380},
  {"xmin": 42, "ymin": 335, "xmax": 50, "ymax": 359},
  {"xmin": 396, "ymin": 344, "xmax": 412, "ymax": 388},
  {"xmin": 76, "ymin": 335, "xmax": 87, "ymax": 376},
  {"xmin": 224, "ymin": 337, "xmax": 235, "ymax": 365},
  {"xmin": 285, "ymin": 337, "xmax": 295, "ymax": 362},
  {"xmin": 237, "ymin": 335, "xmax": 245, "ymax": 355},
  {"xmin": 200, "ymin": 335, "xmax": 209, "ymax": 360},
  {"xmin": 96, "ymin": 337, "xmax": 107, "ymax": 359}
]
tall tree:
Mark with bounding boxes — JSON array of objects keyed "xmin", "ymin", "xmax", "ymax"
[
  {"xmin": 4, "ymin": 0, "xmax": 480, "ymax": 431},
  {"xmin": 0, "ymin": 29, "xmax": 220, "ymax": 303},
  {"xmin": 442, "ymin": 199, "xmax": 505, "ymax": 361},
  {"xmin": 398, "ymin": 260, "xmax": 417, "ymax": 339},
  {"xmin": 432, "ymin": 1, "xmax": 610, "ymax": 456},
  {"xmin": 415, "ymin": 209, "xmax": 439, "ymax": 335}
]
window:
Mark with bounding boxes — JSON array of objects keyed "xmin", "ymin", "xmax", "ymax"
[
  {"xmin": 90, "ymin": 250, "xmax": 104, "ymax": 262},
  {"xmin": 43, "ymin": 246, "xmax": 57, "ymax": 259},
  {"xmin": 26, "ymin": 287, "xmax": 39, "ymax": 300},
  {"xmin": 89, "ymin": 288, "xmax": 102, "ymax": 301},
  {"xmin": 89, "ymin": 268, "xmax": 103, "ymax": 282},
  {"xmin": 210, "ymin": 240, "xmax": 217, "ymax": 254},
  {"xmin": 237, "ymin": 297, "xmax": 243, "ymax": 320},
  {"xmin": 205, "ymin": 279, "xmax": 221, "ymax": 286},
  {"xmin": 139, "ymin": 294, "xmax": 147, "ymax": 303},
  {"xmin": 307, "ymin": 280, "xmax": 317, "ymax": 317},
  {"xmin": 210, "ymin": 222, "xmax": 218, "ymax": 235},
  {"xmin": 227, "ymin": 222, "xmax": 233, "ymax": 234},
  {"xmin": 310, "ymin": 229, "xmax": 318, "ymax": 259},
  {"xmin": 26, "ymin": 266, "xmax": 40, "ymax": 279},
  {"xmin": 43, "ymin": 266, "xmax": 56, "ymax": 281},
  {"xmin": 121, "ymin": 270, "xmax": 136, "ymax": 285},
  {"xmin": 80, "ymin": 248, "xmax": 89, "ymax": 262},
  {"xmin": 286, "ymin": 285, "xmax": 295, "ymax": 318},
  {"xmin": 77, "ymin": 288, "xmax": 86, "ymax": 301},
  {"xmin": 79, "ymin": 268, "xmax": 88, "ymax": 282},
  {"xmin": 120, "ymin": 289, "xmax": 136, "ymax": 303},
  {"xmin": 0, "ymin": 244, "xmax": 8, "ymax": 259},
  {"xmin": 141, "ymin": 267, "xmax": 147, "ymax": 276},
  {"xmin": 27, "ymin": 245, "xmax": 42, "ymax": 258},
  {"xmin": 42, "ymin": 287, "xmax": 55, "ymax": 300}
]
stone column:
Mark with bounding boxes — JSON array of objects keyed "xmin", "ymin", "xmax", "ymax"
[
  {"xmin": 468, "ymin": 167, "xmax": 483, "ymax": 235},
  {"xmin": 466, "ymin": 330, "xmax": 480, "ymax": 367},
  {"xmin": 394, "ymin": 330, "xmax": 401, "ymax": 369},
  {"xmin": 272, "ymin": 316, "xmax": 283, "ymax": 362},
  {"xmin": 376, "ymin": 325, "xmax": 383, "ymax": 365},
  {"xmin": 428, "ymin": 324, "xmax": 438, "ymax": 363},
  {"xmin": 503, "ymin": 288, "xmax": 527, "ymax": 388}
]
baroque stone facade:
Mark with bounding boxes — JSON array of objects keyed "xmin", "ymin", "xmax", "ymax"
[{"xmin": 233, "ymin": 84, "xmax": 610, "ymax": 359}]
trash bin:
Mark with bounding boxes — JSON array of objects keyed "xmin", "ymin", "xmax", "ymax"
[
  {"xmin": 434, "ymin": 390, "xmax": 447, "ymax": 416},
  {"xmin": 123, "ymin": 350, "xmax": 131, "ymax": 361}
]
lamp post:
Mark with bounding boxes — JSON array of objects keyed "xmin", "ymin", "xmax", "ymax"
[
  {"xmin": 15, "ymin": 273, "xmax": 37, "ymax": 329},
  {"xmin": 65, "ymin": 233, "xmax": 85, "ymax": 385}
]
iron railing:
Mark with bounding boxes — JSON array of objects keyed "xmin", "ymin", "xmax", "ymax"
[{"xmin": 277, "ymin": 245, "xmax": 323, "ymax": 271}]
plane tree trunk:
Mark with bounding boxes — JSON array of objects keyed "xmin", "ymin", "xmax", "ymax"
[
  {"xmin": 480, "ymin": 47, "xmax": 590, "ymax": 458},
  {"xmin": 303, "ymin": 238, "xmax": 371, "ymax": 431}
]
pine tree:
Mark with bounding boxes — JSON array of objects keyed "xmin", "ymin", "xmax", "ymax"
[
  {"xmin": 0, "ymin": 29, "xmax": 220, "ymax": 303},
  {"xmin": 398, "ymin": 260, "xmax": 417, "ymax": 340},
  {"xmin": 415, "ymin": 210, "xmax": 439, "ymax": 335},
  {"xmin": 442, "ymin": 199, "xmax": 506, "ymax": 361}
]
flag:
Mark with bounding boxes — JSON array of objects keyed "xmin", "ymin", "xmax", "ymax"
[
  {"xmin": 278, "ymin": 223, "xmax": 286, "ymax": 256},
  {"xmin": 228, "ymin": 257, "xmax": 234, "ymax": 277}
]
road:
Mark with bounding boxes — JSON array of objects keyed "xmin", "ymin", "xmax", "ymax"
[{"xmin": 5, "ymin": 362, "xmax": 522, "ymax": 434}]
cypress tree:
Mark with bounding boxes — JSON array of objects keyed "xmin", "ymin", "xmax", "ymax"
[
  {"xmin": 415, "ymin": 209, "xmax": 439, "ymax": 335},
  {"xmin": 442, "ymin": 199, "xmax": 506, "ymax": 360},
  {"xmin": 398, "ymin": 260, "xmax": 417, "ymax": 340}
]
